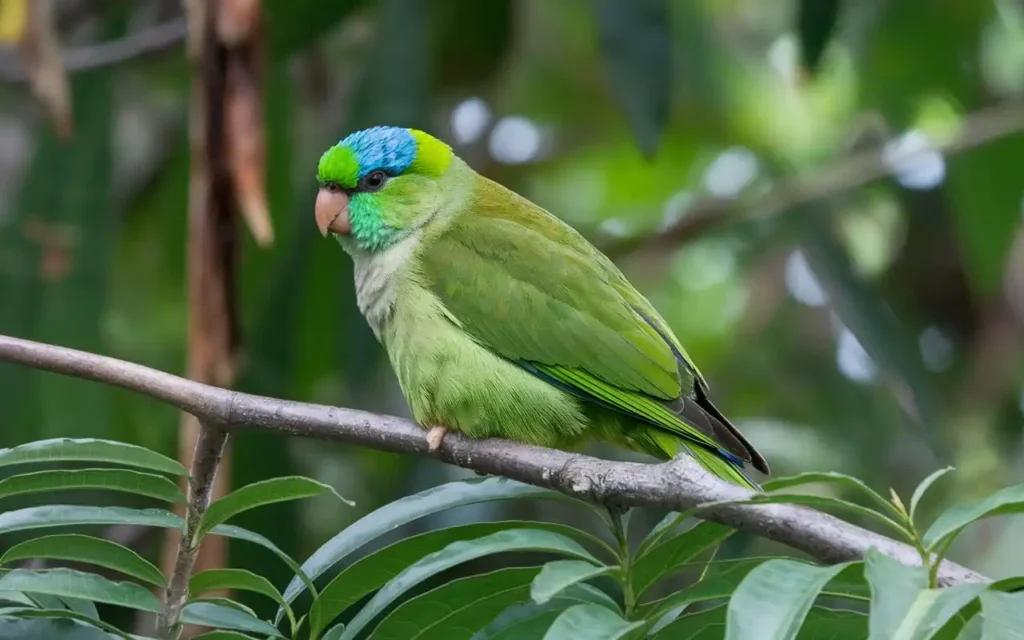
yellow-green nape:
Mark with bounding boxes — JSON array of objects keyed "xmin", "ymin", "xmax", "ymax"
[{"xmin": 408, "ymin": 129, "xmax": 453, "ymax": 177}]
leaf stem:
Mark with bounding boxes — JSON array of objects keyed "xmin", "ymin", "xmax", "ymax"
[{"xmin": 608, "ymin": 507, "xmax": 637, "ymax": 618}]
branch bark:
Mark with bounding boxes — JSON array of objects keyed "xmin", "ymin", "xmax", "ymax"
[
  {"xmin": 0, "ymin": 18, "xmax": 187, "ymax": 83},
  {"xmin": 156, "ymin": 422, "xmax": 230, "ymax": 639},
  {"xmin": 604, "ymin": 101, "xmax": 1024, "ymax": 257},
  {"xmin": 0, "ymin": 333, "xmax": 990, "ymax": 588}
]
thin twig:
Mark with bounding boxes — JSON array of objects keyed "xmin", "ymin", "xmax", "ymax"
[
  {"xmin": 605, "ymin": 101, "xmax": 1024, "ymax": 256},
  {"xmin": 0, "ymin": 334, "xmax": 989, "ymax": 587},
  {"xmin": 0, "ymin": 18, "xmax": 187, "ymax": 83},
  {"xmin": 157, "ymin": 422, "xmax": 230, "ymax": 639}
]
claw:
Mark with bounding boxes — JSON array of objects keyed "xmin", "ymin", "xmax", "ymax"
[{"xmin": 426, "ymin": 426, "xmax": 448, "ymax": 454}]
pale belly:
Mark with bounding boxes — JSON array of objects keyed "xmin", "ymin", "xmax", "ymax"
[{"xmin": 381, "ymin": 296, "xmax": 590, "ymax": 447}]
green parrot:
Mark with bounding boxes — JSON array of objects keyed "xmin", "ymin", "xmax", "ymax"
[{"xmin": 314, "ymin": 126, "xmax": 769, "ymax": 489}]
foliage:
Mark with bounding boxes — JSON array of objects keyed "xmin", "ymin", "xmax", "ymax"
[{"xmin": 1, "ymin": 437, "xmax": 1024, "ymax": 639}]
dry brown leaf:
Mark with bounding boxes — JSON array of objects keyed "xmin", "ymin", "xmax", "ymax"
[
  {"xmin": 227, "ymin": 58, "xmax": 272, "ymax": 247},
  {"xmin": 216, "ymin": 0, "xmax": 261, "ymax": 46},
  {"xmin": 19, "ymin": 0, "xmax": 72, "ymax": 139}
]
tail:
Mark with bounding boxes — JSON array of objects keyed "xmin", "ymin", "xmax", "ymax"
[{"xmin": 648, "ymin": 429, "xmax": 762, "ymax": 491}]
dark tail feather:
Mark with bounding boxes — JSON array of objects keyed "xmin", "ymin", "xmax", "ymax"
[{"xmin": 690, "ymin": 383, "xmax": 770, "ymax": 475}]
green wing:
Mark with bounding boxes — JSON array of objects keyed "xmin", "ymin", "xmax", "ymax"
[{"xmin": 419, "ymin": 178, "xmax": 768, "ymax": 476}]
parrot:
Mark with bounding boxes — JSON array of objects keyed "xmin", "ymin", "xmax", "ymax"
[{"xmin": 314, "ymin": 126, "xmax": 770, "ymax": 489}]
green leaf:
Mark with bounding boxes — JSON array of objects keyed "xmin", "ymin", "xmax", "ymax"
[
  {"xmin": 651, "ymin": 604, "xmax": 726, "ymax": 639},
  {"xmin": 763, "ymin": 471, "xmax": 904, "ymax": 520},
  {"xmin": 0, "ymin": 438, "xmax": 185, "ymax": 476},
  {"xmin": 189, "ymin": 569, "xmax": 288, "ymax": 615},
  {"xmin": 0, "ymin": 608, "xmax": 134, "ymax": 640},
  {"xmin": 923, "ymin": 483, "xmax": 1024, "ymax": 552},
  {"xmin": 542, "ymin": 603, "xmax": 643, "ymax": 640},
  {"xmin": 0, "ymin": 568, "xmax": 161, "ymax": 612},
  {"xmin": 892, "ymin": 584, "xmax": 986, "ymax": 640},
  {"xmin": 181, "ymin": 601, "xmax": 283, "ymax": 638},
  {"xmin": 339, "ymin": 529, "xmax": 600, "ymax": 640},
  {"xmin": 282, "ymin": 477, "xmax": 560, "ymax": 610},
  {"xmin": 530, "ymin": 561, "xmax": 616, "ymax": 606},
  {"xmin": 307, "ymin": 520, "xmax": 607, "ymax": 637},
  {"xmin": 947, "ymin": 137, "xmax": 1024, "ymax": 295},
  {"xmin": 198, "ymin": 476, "xmax": 347, "ymax": 538},
  {"xmin": 909, "ymin": 467, "xmax": 955, "ymax": 524},
  {"xmin": 193, "ymin": 632, "xmax": 259, "ymax": 640},
  {"xmin": 0, "ymin": 468, "xmax": 184, "ymax": 503},
  {"xmin": 796, "ymin": 0, "xmax": 841, "ymax": 75},
  {"xmin": 632, "ymin": 522, "xmax": 733, "ymax": 597},
  {"xmin": 725, "ymin": 559, "xmax": 853, "ymax": 640},
  {"xmin": 593, "ymin": 0, "xmax": 671, "ymax": 156},
  {"xmin": 370, "ymin": 567, "xmax": 539, "ymax": 640},
  {"xmin": 0, "ymin": 505, "xmax": 183, "ymax": 536},
  {"xmin": 207, "ymin": 524, "xmax": 316, "ymax": 604},
  {"xmin": 470, "ymin": 587, "xmax": 621, "ymax": 640},
  {"xmin": 637, "ymin": 511, "xmax": 684, "ymax": 556},
  {"xmin": 717, "ymin": 491, "xmax": 910, "ymax": 539},
  {"xmin": 0, "ymin": 534, "xmax": 166, "ymax": 587},
  {"xmin": 0, "ymin": 591, "xmax": 38, "ymax": 608},
  {"xmin": 798, "ymin": 607, "xmax": 871, "ymax": 639},
  {"xmin": 979, "ymin": 591, "xmax": 1024, "ymax": 640},
  {"xmin": 864, "ymin": 548, "xmax": 928, "ymax": 640},
  {"xmin": 322, "ymin": 624, "xmax": 346, "ymax": 640}
]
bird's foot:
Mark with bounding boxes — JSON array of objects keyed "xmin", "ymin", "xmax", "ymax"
[{"xmin": 426, "ymin": 425, "xmax": 449, "ymax": 454}]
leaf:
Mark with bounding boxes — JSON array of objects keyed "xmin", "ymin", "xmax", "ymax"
[
  {"xmin": 763, "ymin": 471, "xmax": 905, "ymax": 520},
  {"xmin": 0, "ymin": 534, "xmax": 166, "ymax": 587},
  {"xmin": 308, "ymin": 520, "xmax": 608, "ymax": 638},
  {"xmin": 0, "ymin": 468, "xmax": 185, "ymax": 503},
  {"xmin": 370, "ymin": 567, "xmax": 539, "ymax": 640},
  {"xmin": 892, "ymin": 584, "xmax": 987, "ymax": 640},
  {"xmin": 0, "ymin": 591, "xmax": 37, "ymax": 608},
  {"xmin": 637, "ymin": 511, "xmax": 684, "ymax": 556},
  {"xmin": 652, "ymin": 604, "xmax": 727, "ymax": 639},
  {"xmin": 531, "ymin": 561, "xmax": 617, "ymax": 605},
  {"xmin": 0, "ymin": 609, "xmax": 133, "ymax": 640},
  {"xmin": 796, "ymin": 0, "xmax": 841, "ymax": 75},
  {"xmin": 542, "ymin": 603, "xmax": 643, "ymax": 640},
  {"xmin": 798, "ymin": 607, "xmax": 871, "ymax": 639},
  {"xmin": 198, "ymin": 476, "xmax": 348, "ymax": 537},
  {"xmin": 207, "ymin": 524, "xmax": 316, "ymax": 603},
  {"xmin": 281, "ymin": 477, "xmax": 561, "ymax": 610},
  {"xmin": 0, "ymin": 438, "xmax": 186, "ymax": 476},
  {"xmin": 644, "ymin": 557, "xmax": 868, "ymax": 620},
  {"xmin": 189, "ymin": 569, "xmax": 288, "ymax": 616},
  {"xmin": 180, "ymin": 601, "xmax": 282, "ymax": 638},
  {"xmin": 593, "ymin": 0, "xmax": 671, "ymax": 156},
  {"xmin": 58, "ymin": 595, "xmax": 98, "ymax": 621},
  {"xmin": 864, "ymin": 547, "xmax": 928, "ymax": 640},
  {"xmin": 923, "ymin": 483, "xmax": 1024, "ymax": 552},
  {"xmin": 0, "ymin": 568, "xmax": 161, "ymax": 612},
  {"xmin": 632, "ymin": 522, "xmax": 733, "ymax": 597},
  {"xmin": 979, "ymin": 591, "xmax": 1024, "ymax": 640},
  {"xmin": 947, "ymin": 137, "xmax": 1024, "ymax": 296},
  {"xmin": 338, "ymin": 529, "xmax": 600, "ymax": 640},
  {"xmin": 0, "ymin": 505, "xmax": 182, "ymax": 536},
  {"xmin": 193, "ymin": 632, "xmax": 259, "ymax": 640},
  {"xmin": 725, "ymin": 558, "xmax": 853, "ymax": 640},
  {"xmin": 709, "ymin": 492, "xmax": 909, "ymax": 540},
  {"xmin": 909, "ymin": 467, "xmax": 955, "ymax": 524},
  {"xmin": 470, "ymin": 586, "xmax": 621, "ymax": 640}
]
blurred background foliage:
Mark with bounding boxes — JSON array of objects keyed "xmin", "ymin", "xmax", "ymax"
[{"xmin": 1, "ymin": 0, "xmax": 1023, "ymax": 631}]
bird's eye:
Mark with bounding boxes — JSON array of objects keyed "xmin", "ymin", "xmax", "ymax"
[
  {"xmin": 324, "ymin": 182, "xmax": 342, "ymax": 194},
  {"xmin": 360, "ymin": 170, "xmax": 388, "ymax": 193}
]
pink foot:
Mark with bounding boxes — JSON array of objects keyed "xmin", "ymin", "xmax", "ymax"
[{"xmin": 426, "ymin": 426, "xmax": 449, "ymax": 454}]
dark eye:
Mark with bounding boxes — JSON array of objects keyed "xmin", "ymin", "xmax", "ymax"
[
  {"xmin": 324, "ymin": 182, "xmax": 342, "ymax": 194},
  {"xmin": 360, "ymin": 170, "xmax": 388, "ymax": 192}
]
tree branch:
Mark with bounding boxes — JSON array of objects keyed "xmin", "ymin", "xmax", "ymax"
[
  {"xmin": 605, "ymin": 101, "xmax": 1024, "ymax": 257},
  {"xmin": 0, "ymin": 333, "xmax": 989, "ymax": 587},
  {"xmin": 157, "ymin": 422, "xmax": 229, "ymax": 639},
  {"xmin": 0, "ymin": 18, "xmax": 187, "ymax": 84}
]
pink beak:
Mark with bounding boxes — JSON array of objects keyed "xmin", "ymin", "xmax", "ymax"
[{"xmin": 315, "ymin": 188, "xmax": 351, "ymax": 237}]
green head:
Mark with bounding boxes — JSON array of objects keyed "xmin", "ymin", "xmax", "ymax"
[{"xmin": 314, "ymin": 126, "xmax": 454, "ymax": 252}]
